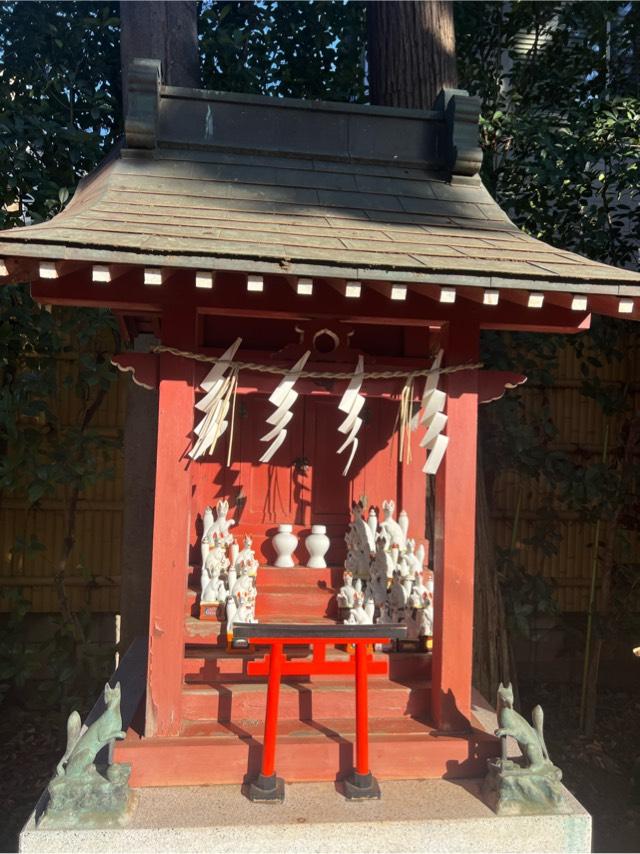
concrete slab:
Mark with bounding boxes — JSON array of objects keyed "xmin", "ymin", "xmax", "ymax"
[{"xmin": 20, "ymin": 777, "xmax": 591, "ymax": 853}]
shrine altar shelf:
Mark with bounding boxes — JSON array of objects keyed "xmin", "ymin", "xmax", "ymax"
[{"xmin": 2, "ymin": 58, "xmax": 639, "ymax": 789}]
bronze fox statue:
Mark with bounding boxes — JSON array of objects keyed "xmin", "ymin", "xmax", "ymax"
[
  {"xmin": 495, "ymin": 682, "xmax": 550, "ymax": 771},
  {"xmin": 56, "ymin": 682, "xmax": 126, "ymax": 778}
]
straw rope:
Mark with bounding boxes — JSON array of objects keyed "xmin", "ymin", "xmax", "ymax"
[
  {"xmin": 152, "ymin": 345, "xmax": 483, "ymax": 380},
  {"xmin": 158, "ymin": 344, "xmax": 483, "ymax": 468}
]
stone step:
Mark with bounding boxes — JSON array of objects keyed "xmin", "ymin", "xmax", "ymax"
[
  {"xmin": 180, "ymin": 677, "xmax": 431, "ymax": 722},
  {"xmin": 114, "ymin": 717, "xmax": 500, "ymax": 788}
]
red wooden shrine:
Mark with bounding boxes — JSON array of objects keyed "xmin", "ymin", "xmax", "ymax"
[{"xmin": 1, "ymin": 59, "xmax": 639, "ymax": 790}]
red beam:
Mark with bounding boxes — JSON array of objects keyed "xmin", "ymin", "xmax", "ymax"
[{"xmin": 30, "ymin": 267, "xmax": 592, "ymax": 333}]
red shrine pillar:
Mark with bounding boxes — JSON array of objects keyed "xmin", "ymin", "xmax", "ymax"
[
  {"xmin": 145, "ymin": 303, "xmax": 197, "ymax": 737},
  {"xmin": 431, "ymin": 321, "xmax": 480, "ymax": 732}
]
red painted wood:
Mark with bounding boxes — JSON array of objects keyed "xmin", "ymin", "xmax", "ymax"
[
  {"xmin": 145, "ymin": 353, "xmax": 195, "ymax": 737},
  {"xmin": 114, "ymin": 720, "xmax": 500, "ymax": 787},
  {"xmin": 188, "ymin": 394, "xmax": 412, "ymax": 566},
  {"xmin": 355, "ymin": 641, "xmax": 370, "ymax": 775},
  {"xmin": 30, "ymin": 268, "xmax": 592, "ymax": 334},
  {"xmin": 183, "ymin": 649, "xmax": 431, "ymax": 684},
  {"xmin": 247, "ymin": 654, "xmax": 386, "ymax": 677},
  {"xmin": 180, "ymin": 680, "xmax": 431, "ymax": 721},
  {"xmin": 256, "ymin": 566, "xmax": 341, "ymax": 587},
  {"xmin": 304, "ymin": 397, "xmax": 351, "ymax": 562},
  {"xmin": 431, "ymin": 322, "xmax": 480, "ymax": 733},
  {"xmin": 262, "ymin": 641, "xmax": 283, "ymax": 777},
  {"xmin": 350, "ymin": 398, "xmax": 399, "ymax": 511},
  {"xmin": 397, "ymin": 327, "xmax": 429, "ymax": 543},
  {"xmin": 145, "ymin": 301, "xmax": 198, "ymax": 738},
  {"xmin": 241, "ymin": 634, "xmax": 394, "ymax": 783}
]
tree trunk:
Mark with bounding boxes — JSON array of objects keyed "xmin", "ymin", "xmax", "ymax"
[
  {"xmin": 367, "ymin": 1, "xmax": 457, "ymax": 109},
  {"xmin": 120, "ymin": 1, "xmax": 199, "ymax": 109}
]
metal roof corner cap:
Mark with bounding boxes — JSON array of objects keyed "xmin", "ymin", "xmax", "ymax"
[
  {"xmin": 125, "ymin": 58, "xmax": 161, "ymax": 150},
  {"xmin": 434, "ymin": 88, "xmax": 483, "ymax": 178}
]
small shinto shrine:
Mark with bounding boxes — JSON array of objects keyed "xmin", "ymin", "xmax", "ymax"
[{"xmin": 2, "ymin": 59, "xmax": 639, "ymax": 792}]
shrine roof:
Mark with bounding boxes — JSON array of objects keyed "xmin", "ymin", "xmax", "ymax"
[{"xmin": 1, "ymin": 59, "xmax": 639, "ymax": 298}]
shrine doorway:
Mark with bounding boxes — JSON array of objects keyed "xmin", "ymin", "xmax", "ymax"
[{"xmin": 190, "ymin": 393, "xmax": 403, "ymax": 568}]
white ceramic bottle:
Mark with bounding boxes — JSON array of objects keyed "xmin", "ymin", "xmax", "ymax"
[
  {"xmin": 305, "ymin": 524, "xmax": 330, "ymax": 569},
  {"xmin": 273, "ymin": 524, "xmax": 298, "ymax": 567}
]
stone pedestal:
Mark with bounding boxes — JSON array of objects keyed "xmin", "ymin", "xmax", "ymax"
[
  {"xmin": 483, "ymin": 758, "xmax": 564, "ymax": 816},
  {"xmin": 21, "ymin": 777, "xmax": 591, "ymax": 853},
  {"xmin": 41, "ymin": 764, "xmax": 137, "ymax": 830}
]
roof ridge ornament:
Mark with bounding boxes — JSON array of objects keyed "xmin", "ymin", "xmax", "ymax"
[
  {"xmin": 125, "ymin": 58, "xmax": 161, "ymax": 150},
  {"xmin": 435, "ymin": 88, "xmax": 483, "ymax": 178}
]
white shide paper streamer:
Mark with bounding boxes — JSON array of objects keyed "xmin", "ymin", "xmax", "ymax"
[
  {"xmin": 189, "ymin": 338, "xmax": 242, "ymax": 460},
  {"xmin": 259, "ymin": 351, "xmax": 311, "ymax": 463},
  {"xmin": 337, "ymin": 355, "xmax": 365, "ymax": 476}
]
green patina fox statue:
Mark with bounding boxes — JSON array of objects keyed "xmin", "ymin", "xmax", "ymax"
[
  {"xmin": 57, "ymin": 682, "xmax": 126, "ymax": 778},
  {"xmin": 495, "ymin": 682, "xmax": 551, "ymax": 772}
]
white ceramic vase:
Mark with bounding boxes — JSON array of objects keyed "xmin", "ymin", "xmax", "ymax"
[
  {"xmin": 273, "ymin": 524, "xmax": 297, "ymax": 567},
  {"xmin": 305, "ymin": 524, "xmax": 330, "ymax": 569}
]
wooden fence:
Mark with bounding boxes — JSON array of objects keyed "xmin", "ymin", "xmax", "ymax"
[
  {"xmin": 0, "ymin": 353, "xmax": 125, "ymax": 614},
  {"xmin": 491, "ymin": 330, "xmax": 640, "ymax": 612}
]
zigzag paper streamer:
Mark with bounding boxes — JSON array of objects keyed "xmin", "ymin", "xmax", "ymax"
[
  {"xmin": 259, "ymin": 351, "xmax": 311, "ymax": 463},
  {"xmin": 189, "ymin": 338, "xmax": 242, "ymax": 460},
  {"xmin": 337, "ymin": 355, "xmax": 365, "ymax": 476},
  {"xmin": 415, "ymin": 349, "xmax": 449, "ymax": 475}
]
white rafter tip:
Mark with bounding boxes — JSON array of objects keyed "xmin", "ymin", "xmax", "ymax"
[
  {"xmin": 528, "ymin": 292, "xmax": 545, "ymax": 309},
  {"xmin": 0, "ymin": 260, "xmax": 8, "ymax": 277},
  {"xmin": 92, "ymin": 264, "xmax": 111, "ymax": 283},
  {"xmin": 345, "ymin": 280, "xmax": 361, "ymax": 298},
  {"xmin": 618, "ymin": 298, "xmax": 634, "ymax": 314},
  {"xmin": 247, "ymin": 274, "xmax": 264, "ymax": 292},
  {"xmin": 439, "ymin": 287, "xmax": 456, "ymax": 303},
  {"xmin": 195, "ymin": 271, "xmax": 214, "ymax": 289},
  {"xmin": 390, "ymin": 284, "xmax": 407, "ymax": 301},
  {"xmin": 296, "ymin": 277, "xmax": 313, "ymax": 295},
  {"xmin": 144, "ymin": 268, "xmax": 165, "ymax": 286},
  {"xmin": 571, "ymin": 295, "xmax": 588, "ymax": 311},
  {"xmin": 39, "ymin": 261, "xmax": 58, "ymax": 279},
  {"xmin": 483, "ymin": 289, "xmax": 500, "ymax": 306}
]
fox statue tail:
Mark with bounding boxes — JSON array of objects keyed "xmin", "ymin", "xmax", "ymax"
[
  {"xmin": 56, "ymin": 710, "xmax": 82, "ymax": 776},
  {"xmin": 532, "ymin": 704, "xmax": 550, "ymax": 762}
]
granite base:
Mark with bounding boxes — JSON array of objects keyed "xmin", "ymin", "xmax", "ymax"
[{"xmin": 20, "ymin": 777, "xmax": 591, "ymax": 853}]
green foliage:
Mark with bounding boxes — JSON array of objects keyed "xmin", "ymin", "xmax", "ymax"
[
  {"xmin": 0, "ymin": 589, "xmax": 38, "ymax": 706},
  {"xmin": 0, "ymin": 1, "xmax": 121, "ymax": 228},
  {"xmin": 200, "ymin": 1, "xmax": 366, "ymax": 101},
  {"xmin": 456, "ymin": 2, "xmax": 640, "ymax": 648},
  {"xmin": 0, "ymin": 2, "xmax": 121, "ymax": 710},
  {"xmin": 456, "ymin": 1, "xmax": 640, "ymax": 263}
]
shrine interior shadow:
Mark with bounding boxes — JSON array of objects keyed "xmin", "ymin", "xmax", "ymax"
[{"xmin": 188, "ymin": 392, "xmax": 413, "ymax": 569}]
